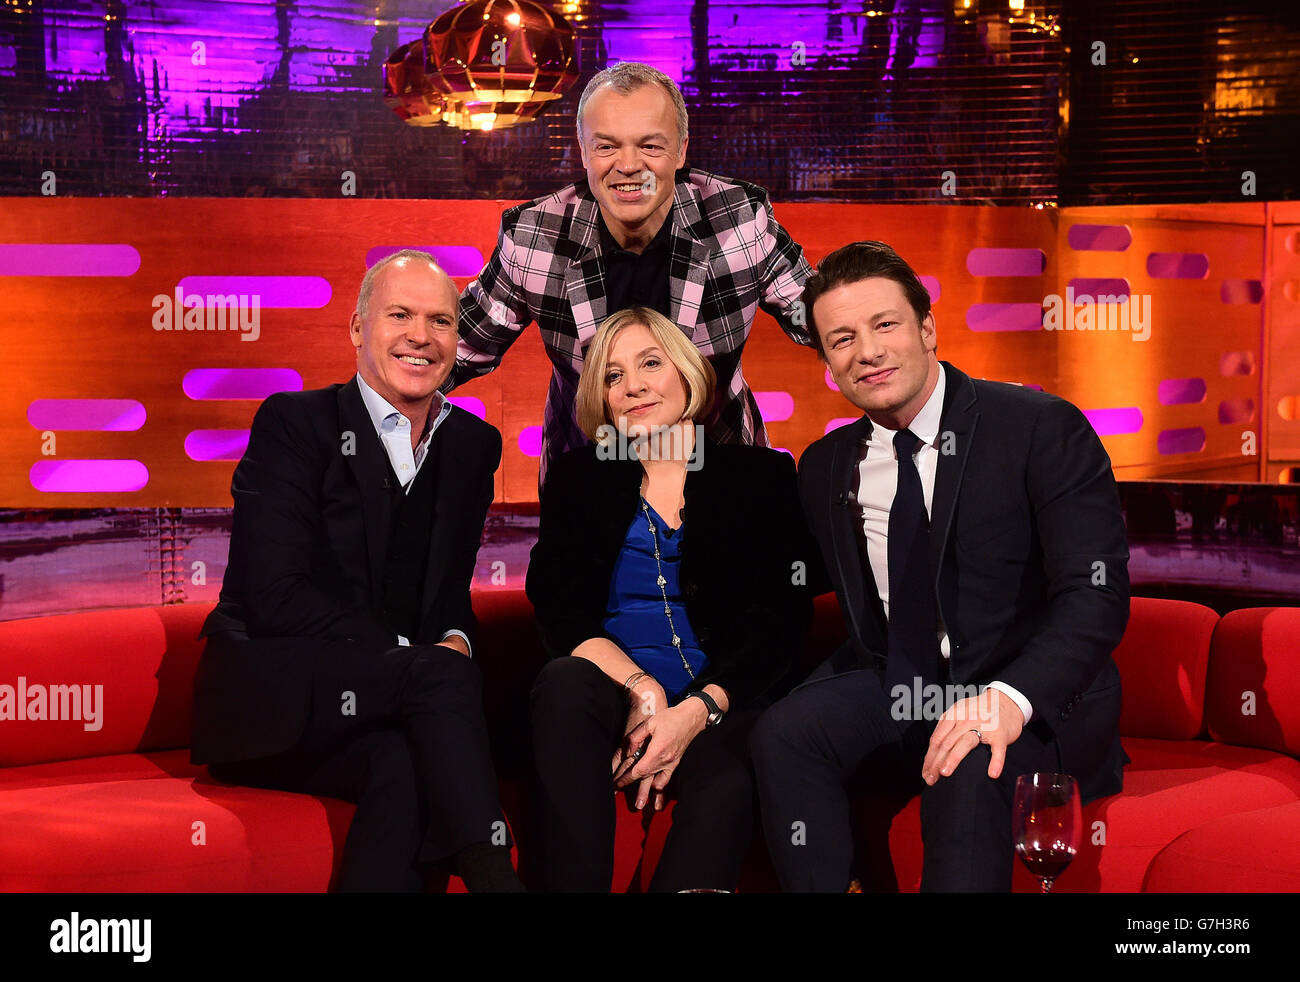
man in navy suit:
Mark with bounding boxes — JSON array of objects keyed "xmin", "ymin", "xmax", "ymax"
[
  {"xmin": 192, "ymin": 250, "xmax": 521, "ymax": 892},
  {"xmin": 751, "ymin": 241, "xmax": 1128, "ymax": 892}
]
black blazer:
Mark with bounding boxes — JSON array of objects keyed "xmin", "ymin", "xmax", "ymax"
[
  {"xmin": 191, "ymin": 376, "xmax": 502, "ymax": 765},
  {"xmin": 798, "ymin": 362, "xmax": 1129, "ymax": 802},
  {"xmin": 525, "ymin": 436, "xmax": 817, "ymax": 711}
]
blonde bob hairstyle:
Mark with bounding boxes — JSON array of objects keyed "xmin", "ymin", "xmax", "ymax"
[{"xmin": 575, "ymin": 306, "xmax": 716, "ymax": 445}]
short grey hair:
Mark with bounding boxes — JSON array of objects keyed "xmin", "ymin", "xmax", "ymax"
[
  {"xmin": 575, "ymin": 62, "xmax": 689, "ymax": 150},
  {"xmin": 355, "ymin": 248, "xmax": 444, "ymax": 319}
]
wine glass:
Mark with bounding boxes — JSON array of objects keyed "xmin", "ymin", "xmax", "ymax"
[{"xmin": 1013, "ymin": 772, "xmax": 1081, "ymax": 893}]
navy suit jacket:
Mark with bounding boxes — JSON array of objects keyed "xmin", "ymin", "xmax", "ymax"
[
  {"xmin": 191, "ymin": 376, "xmax": 501, "ymax": 765},
  {"xmin": 797, "ymin": 361, "xmax": 1128, "ymax": 802}
]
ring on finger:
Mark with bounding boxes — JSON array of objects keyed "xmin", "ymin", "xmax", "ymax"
[{"xmin": 968, "ymin": 728, "xmax": 984, "ymax": 744}]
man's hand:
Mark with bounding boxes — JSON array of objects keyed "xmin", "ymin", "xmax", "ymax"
[
  {"xmin": 921, "ymin": 687, "xmax": 1024, "ymax": 785},
  {"xmin": 613, "ymin": 697, "xmax": 709, "ymax": 811}
]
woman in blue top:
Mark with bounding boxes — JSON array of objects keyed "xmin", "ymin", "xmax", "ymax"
[{"xmin": 526, "ymin": 306, "xmax": 817, "ymax": 892}]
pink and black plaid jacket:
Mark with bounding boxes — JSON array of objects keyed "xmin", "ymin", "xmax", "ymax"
[{"xmin": 443, "ymin": 167, "xmax": 816, "ymax": 483}]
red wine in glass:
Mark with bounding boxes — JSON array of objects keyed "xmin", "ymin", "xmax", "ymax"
[{"xmin": 1013, "ymin": 772, "xmax": 1081, "ymax": 893}]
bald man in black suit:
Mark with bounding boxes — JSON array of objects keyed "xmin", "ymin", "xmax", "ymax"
[{"xmin": 193, "ymin": 250, "xmax": 522, "ymax": 892}]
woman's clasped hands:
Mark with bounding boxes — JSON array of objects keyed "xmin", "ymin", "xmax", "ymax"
[{"xmin": 612, "ymin": 674, "xmax": 710, "ymax": 812}]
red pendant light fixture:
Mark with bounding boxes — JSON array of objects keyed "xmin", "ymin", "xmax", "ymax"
[{"xmin": 384, "ymin": 1, "xmax": 580, "ymax": 132}]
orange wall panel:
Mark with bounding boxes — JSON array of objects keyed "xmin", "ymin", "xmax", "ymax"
[{"xmin": 1, "ymin": 198, "xmax": 1289, "ymax": 507}]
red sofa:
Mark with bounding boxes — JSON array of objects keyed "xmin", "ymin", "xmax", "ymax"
[{"xmin": 2, "ymin": 593, "xmax": 1297, "ymax": 892}]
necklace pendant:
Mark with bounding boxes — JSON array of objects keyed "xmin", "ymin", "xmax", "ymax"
[{"xmin": 656, "ymin": 574, "xmax": 666, "ymax": 587}]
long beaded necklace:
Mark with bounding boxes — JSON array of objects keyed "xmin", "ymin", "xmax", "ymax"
[{"xmin": 639, "ymin": 489, "xmax": 695, "ymax": 680}]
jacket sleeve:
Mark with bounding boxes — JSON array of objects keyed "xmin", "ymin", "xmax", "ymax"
[
  {"xmin": 416, "ymin": 423, "xmax": 502, "ymax": 650},
  {"xmin": 749, "ymin": 188, "xmax": 816, "ymax": 349},
  {"xmin": 796, "ymin": 442, "xmax": 838, "ymax": 599},
  {"xmin": 442, "ymin": 211, "xmax": 535, "ymax": 392},
  {"xmin": 691, "ymin": 451, "xmax": 815, "ymax": 711},
  {"xmin": 233, "ymin": 393, "xmax": 394, "ymax": 648},
  {"xmin": 525, "ymin": 452, "xmax": 621, "ymax": 659},
  {"xmin": 988, "ymin": 398, "xmax": 1131, "ymax": 734}
]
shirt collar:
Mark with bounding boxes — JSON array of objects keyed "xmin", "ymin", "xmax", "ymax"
[
  {"xmin": 598, "ymin": 204, "xmax": 674, "ymax": 256},
  {"xmin": 866, "ymin": 365, "xmax": 946, "ymax": 449},
  {"xmin": 355, "ymin": 372, "xmax": 445, "ymax": 445}
]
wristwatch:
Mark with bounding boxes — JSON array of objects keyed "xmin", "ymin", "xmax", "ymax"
[{"xmin": 686, "ymin": 690, "xmax": 724, "ymax": 727}]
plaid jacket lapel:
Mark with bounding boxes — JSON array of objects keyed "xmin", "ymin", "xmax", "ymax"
[
  {"xmin": 560, "ymin": 174, "xmax": 714, "ymax": 349},
  {"xmin": 561, "ymin": 193, "xmax": 605, "ymax": 349}
]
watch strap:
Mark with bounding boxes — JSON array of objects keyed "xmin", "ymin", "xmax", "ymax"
[{"xmin": 687, "ymin": 689, "xmax": 723, "ymax": 724}]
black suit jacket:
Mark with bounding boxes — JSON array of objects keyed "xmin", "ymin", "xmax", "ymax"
[
  {"xmin": 798, "ymin": 362, "xmax": 1128, "ymax": 802},
  {"xmin": 191, "ymin": 376, "xmax": 502, "ymax": 765},
  {"xmin": 525, "ymin": 437, "xmax": 817, "ymax": 711}
]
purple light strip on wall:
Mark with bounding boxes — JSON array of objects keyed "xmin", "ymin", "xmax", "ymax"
[
  {"xmin": 1218, "ymin": 399, "xmax": 1255, "ymax": 425},
  {"xmin": 1157, "ymin": 428, "xmax": 1206, "ymax": 455},
  {"xmin": 755, "ymin": 391, "xmax": 794, "ymax": 423},
  {"xmin": 27, "ymin": 399, "xmax": 146, "ymax": 431},
  {"xmin": 518, "ymin": 426, "xmax": 542, "ymax": 458},
  {"xmin": 966, "ymin": 304, "xmax": 1043, "ymax": 332},
  {"xmin": 966, "ymin": 249, "xmax": 1045, "ymax": 277},
  {"xmin": 182, "ymin": 368, "xmax": 304, "ymax": 400},
  {"xmin": 1067, "ymin": 225, "xmax": 1132, "ymax": 251},
  {"xmin": 1147, "ymin": 253, "xmax": 1209, "ymax": 279},
  {"xmin": 1219, "ymin": 351, "xmax": 1255, "ymax": 376},
  {"xmin": 1068, "ymin": 278, "xmax": 1130, "ymax": 300},
  {"xmin": 177, "ymin": 276, "xmax": 332, "ymax": 308},
  {"xmin": 365, "ymin": 247, "xmax": 486, "ymax": 277},
  {"xmin": 1220, "ymin": 280, "xmax": 1263, "ymax": 304},
  {"xmin": 825, "ymin": 417, "xmax": 859, "ymax": 435},
  {"xmin": 29, "ymin": 459, "xmax": 149, "ymax": 493},
  {"xmin": 1157, "ymin": 378, "xmax": 1207, "ymax": 405},
  {"xmin": 447, "ymin": 396, "xmax": 486, "ymax": 420},
  {"xmin": 1082, "ymin": 407, "xmax": 1144, "ymax": 436},
  {"xmin": 0, "ymin": 244, "xmax": 141, "ymax": 276},
  {"xmin": 185, "ymin": 430, "xmax": 251, "ymax": 461}
]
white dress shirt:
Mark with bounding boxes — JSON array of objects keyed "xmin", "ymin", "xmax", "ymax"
[
  {"xmin": 854, "ymin": 369, "xmax": 1032, "ymax": 724},
  {"xmin": 355, "ymin": 373, "xmax": 471, "ymax": 657}
]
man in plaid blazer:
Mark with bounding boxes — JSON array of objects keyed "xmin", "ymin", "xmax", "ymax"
[{"xmin": 441, "ymin": 63, "xmax": 816, "ymax": 485}]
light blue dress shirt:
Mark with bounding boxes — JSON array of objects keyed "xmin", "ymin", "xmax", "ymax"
[{"xmin": 355, "ymin": 373, "xmax": 471, "ymax": 657}]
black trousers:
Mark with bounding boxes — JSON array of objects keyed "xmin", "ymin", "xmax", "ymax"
[
  {"xmin": 530, "ymin": 656, "xmax": 759, "ymax": 892},
  {"xmin": 750, "ymin": 653, "xmax": 1058, "ymax": 892},
  {"xmin": 208, "ymin": 638, "xmax": 508, "ymax": 892}
]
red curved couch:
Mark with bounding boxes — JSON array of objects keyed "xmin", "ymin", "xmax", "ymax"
[{"xmin": 1, "ymin": 594, "xmax": 1297, "ymax": 892}]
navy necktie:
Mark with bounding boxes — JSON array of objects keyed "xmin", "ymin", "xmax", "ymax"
[{"xmin": 885, "ymin": 428, "xmax": 941, "ymax": 695}]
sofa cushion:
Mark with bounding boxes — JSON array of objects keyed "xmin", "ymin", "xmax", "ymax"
[
  {"xmin": 0, "ymin": 749, "xmax": 348, "ymax": 891},
  {"xmin": 1142, "ymin": 799, "xmax": 1300, "ymax": 892},
  {"xmin": 1112, "ymin": 598, "xmax": 1219, "ymax": 740},
  {"xmin": 1206, "ymin": 607, "xmax": 1300, "ymax": 758},
  {"xmin": 0, "ymin": 604, "xmax": 214, "ymax": 766},
  {"xmin": 877, "ymin": 736, "xmax": 1300, "ymax": 893}
]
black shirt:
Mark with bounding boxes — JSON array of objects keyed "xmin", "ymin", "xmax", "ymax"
[{"xmin": 597, "ymin": 206, "xmax": 674, "ymax": 319}]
